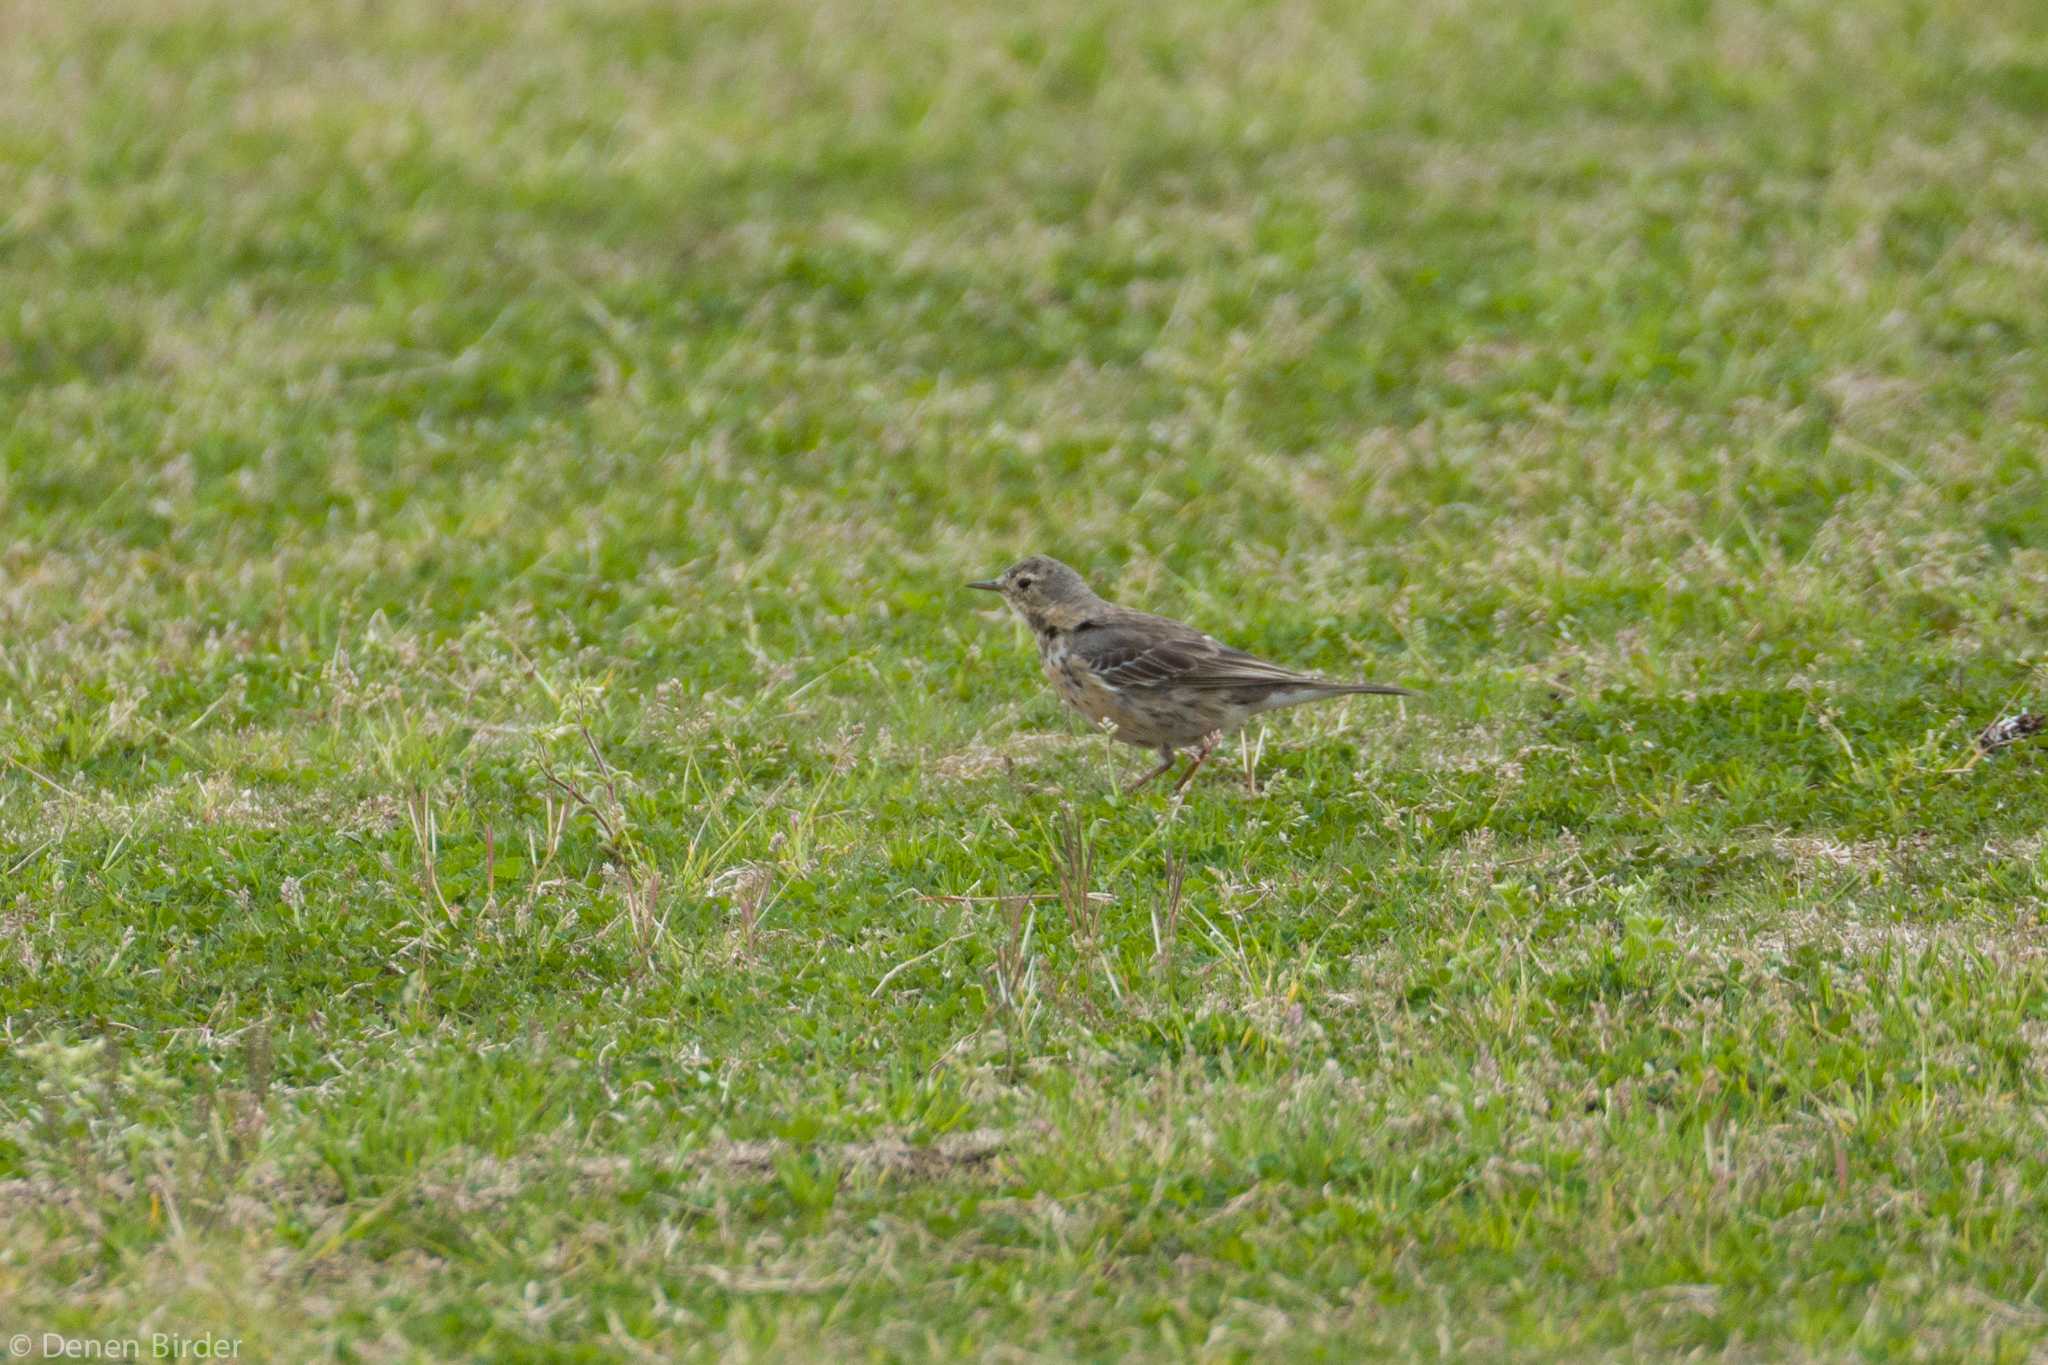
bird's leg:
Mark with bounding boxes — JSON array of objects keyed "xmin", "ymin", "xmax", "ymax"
[
  {"xmin": 1172, "ymin": 730, "xmax": 1224, "ymax": 794},
  {"xmin": 1124, "ymin": 746, "xmax": 1178, "ymax": 794}
]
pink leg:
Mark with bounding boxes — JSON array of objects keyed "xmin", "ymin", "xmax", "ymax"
[
  {"xmin": 1172, "ymin": 731, "xmax": 1224, "ymax": 794},
  {"xmin": 1124, "ymin": 748, "xmax": 1178, "ymax": 793}
]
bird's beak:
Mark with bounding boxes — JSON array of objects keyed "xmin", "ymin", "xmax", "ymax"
[{"xmin": 966, "ymin": 579, "xmax": 1002, "ymax": 592}]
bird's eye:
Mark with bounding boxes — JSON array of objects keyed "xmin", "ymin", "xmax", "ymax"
[{"xmin": 1016, "ymin": 575, "xmax": 1036, "ymax": 589}]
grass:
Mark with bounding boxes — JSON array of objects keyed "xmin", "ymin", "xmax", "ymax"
[{"xmin": 3, "ymin": 0, "xmax": 2048, "ymax": 1357}]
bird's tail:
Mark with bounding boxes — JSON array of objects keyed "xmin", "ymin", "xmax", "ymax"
[
  {"xmin": 1328, "ymin": 681, "xmax": 1418, "ymax": 698},
  {"xmin": 1251, "ymin": 678, "xmax": 1418, "ymax": 716}
]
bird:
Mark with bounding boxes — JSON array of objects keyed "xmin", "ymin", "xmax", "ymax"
[{"xmin": 968, "ymin": 555, "xmax": 1414, "ymax": 793}]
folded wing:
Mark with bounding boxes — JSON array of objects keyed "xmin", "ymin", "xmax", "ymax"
[{"xmin": 1074, "ymin": 615, "xmax": 1346, "ymax": 694}]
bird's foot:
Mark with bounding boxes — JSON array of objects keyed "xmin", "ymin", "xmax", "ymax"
[{"xmin": 1171, "ymin": 730, "xmax": 1225, "ymax": 795}]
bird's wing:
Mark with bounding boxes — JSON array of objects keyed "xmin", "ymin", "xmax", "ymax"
[{"xmin": 1071, "ymin": 615, "xmax": 1324, "ymax": 693}]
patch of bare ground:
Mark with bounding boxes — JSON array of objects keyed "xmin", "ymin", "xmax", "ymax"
[
  {"xmin": 932, "ymin": 732, "xmax": 1075, "ymax": 781},
  {"xmin": 407, "ymin": 1127, "xmax": 1017, "ymax": 1215}
]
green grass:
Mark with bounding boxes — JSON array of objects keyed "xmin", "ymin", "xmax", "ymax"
[{"xmin": 4, "ymin": 0, "xmax": 2048, "ymax": 1357}]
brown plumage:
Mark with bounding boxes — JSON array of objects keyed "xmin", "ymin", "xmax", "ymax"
[{"xmin": 968, "ymin": 555, "xmax": 1414, "ymax": 792}]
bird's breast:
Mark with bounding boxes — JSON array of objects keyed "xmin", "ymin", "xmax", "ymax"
[
  {"xmin": 1034, "ymin": 631, "xmax": 1225, "ymax": 747},
  {"xmin": 1039, "ymin": 634, "xmax": 1123, "ymax": 728}
]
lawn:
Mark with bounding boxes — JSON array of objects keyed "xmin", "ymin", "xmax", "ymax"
[{"xmin": 3, "ymin": 0, "xmax": 2048, "ymax": 1357}]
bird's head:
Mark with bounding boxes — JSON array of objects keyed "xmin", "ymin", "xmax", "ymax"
[{"xmin": 967, "ymin": 555, "xmax": 1096, "ymax": 628}]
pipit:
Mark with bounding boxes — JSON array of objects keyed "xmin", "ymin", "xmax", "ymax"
[{"xmin": 969, "ymin": 555, "xmax": 1414, "ymax": 793}]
